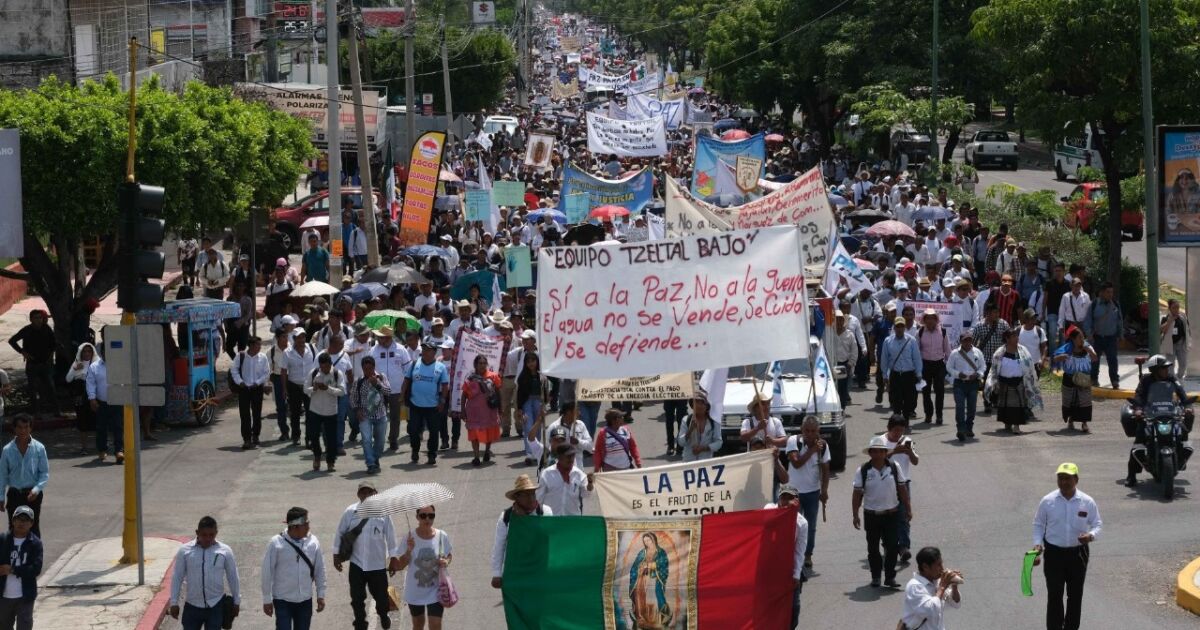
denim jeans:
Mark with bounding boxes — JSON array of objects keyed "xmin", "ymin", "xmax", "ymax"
[
  {"xmin": 273, "ymin": 599, "xmax": 313, "ymax": 630},
  {"xmin": 897, "ymin": 482, "xmax": 912, "ymax": 551},
  {"xmin": 521, "ymin": 397, "xmax": 543, "ymax": 458},
  {"xmin": 953, "ymin": 380, "xmax": 979, "ymax": 434},
  {"xmin": 1090, "ymin": 334, "xmax": 1120, "ymax": 386},
  {"xmin": 359, "ymin": 415, "xmax": 386, "ymax": 468},
  {"xmin": 335, "ymin": 395, "xmax": 349, "ymax": 449},
  {"xmin": 797, "ymin": 491, "xmax": 820, "ymax": 557},
  {"xmin": 181, "ymin": 603, "xmax": 223, "ymax": 630},
  {"xmin": 1045, "ymin": 315, "xmax": 1059, "ymax": 351},
  {"xmin": 578, "ymin": 402, "xmax": 601, "ymax": 437}
]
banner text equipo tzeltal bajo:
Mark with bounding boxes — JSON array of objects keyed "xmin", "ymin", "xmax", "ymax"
[{"xmin": 546, "ymin": 230, "xmax": 762, "ymax": 270}]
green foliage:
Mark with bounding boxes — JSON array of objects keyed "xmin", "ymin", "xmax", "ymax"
[
  {"xmin": 1119, "ymin": 174, "xmax": 1146, "ymax": 213},
  {"xmin": 1119, "ymin": 258, "xmax": 1147, "ymax": 310},
  {"xmin": 365, "ymin": 27, "xmax": 515, "ymax": 113},
  {"xmin": 958, "ymin": 184, "xmax": 1099, "ymax": 272},
  {"xmin": 1075, "ymin": 165, "xmax": 1104, "ymax": 184}
]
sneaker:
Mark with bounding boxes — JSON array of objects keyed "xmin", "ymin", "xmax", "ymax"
[
  {"xmin": 380, "ymin": 614, "xmax": 391, "ymax": 630},
  {"xmin": 472, "ymin": 457, "xmax": 481, "ymax": 467},
  {"xmin": 884, "ymin": 578, "xmax": 902, "ymax": 589},
  {"xmin": 1125, "ymin": 475, "xmax": 1137, "ymax": 488},
  {"xmin": 870, "ymin": 578, "xmax": 881, "ymax": 588}
]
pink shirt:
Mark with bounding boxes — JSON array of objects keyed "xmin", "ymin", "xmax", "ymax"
[{"xmin": 917, "ymin": 325, "xmax": 951, "ymax": 361}]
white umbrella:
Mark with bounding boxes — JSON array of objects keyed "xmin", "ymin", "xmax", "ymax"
[
  {"xmin": 291, "ymin": 280, "xmax": 341, "ymax": 298},
  {"xmin": 356, "ymin": 482, "xmax": 455, "ymax": 518}
]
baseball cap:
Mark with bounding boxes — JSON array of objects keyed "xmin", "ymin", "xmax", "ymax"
[
  {"xmin": 894, "ymin": 316, "xmax": 906, "ymax": 326},
  {"xmin": 358, "ymin": 480, "xmax": 377, "ymax": 491},
  {"xmin": 549, "ymin": 426, "xmax": 569, "ymax": 440},
  {"xmin": 521, "ymin": 330, "xmax": 537, "ymax": 340},
  {"xmin": 1056, "ymin": 462, "xmax": 1079, "ymax": 476},
  {"xmin": 778, "ymin": 485, "xmax": 800, "ymax": 498},
  {"xmin": 11, "ymin": 506, "xmax": 33, "ymax": 521}
]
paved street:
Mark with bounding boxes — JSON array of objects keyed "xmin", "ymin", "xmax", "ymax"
[{"xmin": 36, "ymin": 384, "xmax": 1200, "ymax": 629}]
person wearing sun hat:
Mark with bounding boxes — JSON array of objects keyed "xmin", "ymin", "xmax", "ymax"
[
  {"xmin": 1031, "ymin": 462, "xmax": 1101, "ymax": 630},
  {"xmin": 740, "ymin": 391, "xmax": 787, "ymax": 448},
  {"xmin": 490, "ymin": 475, "xmax": 553, "ymax": 590},
  {"xmin": 851, "ymin": 435, "xmax": 911, "ymax": 589}
]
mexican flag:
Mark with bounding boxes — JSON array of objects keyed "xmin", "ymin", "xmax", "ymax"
[{"xmin": 502, "ymin": 509, "xmax": 796, "ymax": 629}]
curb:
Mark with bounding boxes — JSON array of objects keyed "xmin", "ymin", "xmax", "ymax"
[
  {"xmin": 137, "ymin": 535, "xmax": 190, "ymax": 630},
  {"xmin": 1091, "ymin": 386, "xmax": 1135, "ymax": 400},
  {"xmin": 1177, "ymin": 556, "xmax": 1200, "ymax": 615},
  {"xmin": 34, "ymin": 389, "xmax": 233, "ymax": 432}
]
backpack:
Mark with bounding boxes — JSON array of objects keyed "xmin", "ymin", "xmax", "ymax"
[
  {"xmin": 334, "ymin": 518, "xmax": 369, "ymax": 564},
  {"xmin": 502, "ymin": 505, "xmax": 545, "ymax": 525},
  {"xmin": 858, "ymin": 460, "xmax": 903, "ymax": 500}
]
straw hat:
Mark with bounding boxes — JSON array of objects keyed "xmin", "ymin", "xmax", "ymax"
[
  {"xmin": 372, "ymin": 325, "xmax": 393, "ymax": 338},
  {"xmin": 505, "ymin": 474, "xmax": 539, "ymax": 500},
  {"xmin": 746, "ymin": 391, "xmax": 773, "ymax": 413}
]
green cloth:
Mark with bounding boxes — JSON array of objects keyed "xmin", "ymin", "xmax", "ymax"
[
  {"xmin": 1022, "ymin": 550, "xmax": 1040, "ymax": 596},
  {"xmin": 502, "ymin": 515, "xmax": 608, "ymax": 630}
]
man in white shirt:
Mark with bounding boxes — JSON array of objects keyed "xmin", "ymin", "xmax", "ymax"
[
  {"xmin": 740, "ymin": 392, "xmax": 787, "ymax": 448},
  {"xmin": 1057, "ymin": 278, "xmax": 1091, "ymax": 333},
  {"xmin": 490, "ymin": 475, "xmax": 553, "ymax": 590},
  {"xmin": 168, "ymin": 516, "xmax": 241, "ymax": 629},
  {"xmin": 894, "ymin": 192, "xmax": 917, "ymax": 226},
  {"xmin": 946, "ymin": 330, "xmax": 986, "ymax": 441},
  {"xmin": 502, "ymin": 332, "xmax": 537, "ymax": 438},
  {"xmin": 901, "ymin": 546, "xmax": 962, "ymax": 630},
  {"xmin": 345, "ymin": 324, "xmax": 375, "ymax": 382},
  {"xmin": 305, "ymin": 353, "xmax": 347, "ymax": 472},
  {"xmin": 765, "ymin": 485, "xmax": 809, "ymax": 629},
  {"xmin": 85, "ymin": 351, "xmax": 123, "ymax": 463},
  {"xmin": 281, "ymin": 331, "xmax": 317, "ymax": 447},
  {"xmin": 267, "ymin": 330, "xmax": 292, "ymax": 440},
  {"xmin": 332, "ymin": 482, "xmax": 400, "ymax": 630},
  {"xmin": 852, "ymin": 435, "xmax": 912, "ymax": 589},
  {"xmin": 261, "ymin": 507, "xmax": 326, "ymax": 629},
  {"xmin": 784, "ymin": 417, "xmax": 830, "ymax": 574},
  {"xmin": 232, "ymin": 336, "xmax": 271, "ymax": 450},
  {"xmin": 536, "ymin": 445, "xmax": 592, "ymax": 515},
  {"xmin": 368, "ymin": 327, "xmax": 413, "ymax": 452},
  {"xmin": 447, "ymin": 300, "xmax": 483, "ymax": 339},
  {"xmin": 545, "ymin": 402, "xmax": 594, "ymax": 455},
  {"xmin": 324, "ymin": 336, "xmax": 355, "ymax": 450},
  {"xmin": 413, "ymin": 282, "xmax": 436, "ymax": 314},
  {"xmin": 1032, "ymin": 463, "xmax": 1101, "ymax": 630},
  {"xmin": 883, "ymin": 415, "xmax": 920, "ymax": 564}
]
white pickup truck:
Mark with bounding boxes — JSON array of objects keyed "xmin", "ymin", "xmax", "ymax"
[{"xmin": 964, "ymin": 129, "xmax": 1019, "ymax": 170}]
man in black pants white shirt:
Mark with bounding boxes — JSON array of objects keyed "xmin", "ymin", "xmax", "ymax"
[
  {"xmin": 232, "ymin": 336, "xmax": 271, "ymax": 449},
  {"xmin": 1032, "ymin": 462, "xmax": 1101, "ymax": 630},
  {"xmin": 333, "ymin": 482, "xmax": 400, "ymax": 630},
  {"xmin": 851, "ymin": 435, "xmax": 912, "ymax": 589}
]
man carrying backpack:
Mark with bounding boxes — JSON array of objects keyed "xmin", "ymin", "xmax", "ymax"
[
  {"xmin": 332, "ymin": 482, "xmax": 400, "ymax": 630},
  {"xmin": 852, "ymin": 435, "xmax": 912, "ymax": 589}
]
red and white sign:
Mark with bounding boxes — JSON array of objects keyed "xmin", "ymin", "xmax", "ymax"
[{"xmin": 472, "ymin": 1, "xmax": 495, "ymax": 23}]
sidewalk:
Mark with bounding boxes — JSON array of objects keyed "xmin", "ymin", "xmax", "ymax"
[
  {"xmin": 37, "ymin": 536, "xmax": 184, "ymax": 630},
  {"xmin": 1090, "ymin": 350, "xmax": 1200, "ymax": 400}
]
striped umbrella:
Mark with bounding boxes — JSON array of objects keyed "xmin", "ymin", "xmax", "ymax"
[{"xmin": 355, "ymin": 482, "xmax": 455, "ymax": 518}]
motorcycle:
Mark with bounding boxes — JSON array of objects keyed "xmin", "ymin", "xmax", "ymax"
[{"xmin": 1121, "ymin": 381, "xmax": 1195, "ymax": 500}]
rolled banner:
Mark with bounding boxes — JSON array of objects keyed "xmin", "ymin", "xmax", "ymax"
[{"xmin": 1021, "ymin": 549, "xmax": 1040, "ymax": 596}]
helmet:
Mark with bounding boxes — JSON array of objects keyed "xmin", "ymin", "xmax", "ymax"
[{"xmin": 1147, "ymin": 354, "xmax": 1174, "ymax": 370}]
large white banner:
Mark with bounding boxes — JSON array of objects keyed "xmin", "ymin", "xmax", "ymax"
[
  {"xmin": 577, "ymin": 373, "xmax": 695, "ymax": 401},
  {"xmin": 620, "ymin": 74, "xmax": 660, "ymax": 96},
  {"xmin": 627, "ymin": 94, "xmax": 686, "ymax": 130},
  {"xmin": 667, "ymin": 167, "xmax": 836, "ymax": 270},
  {"xmin": 582, "ymin": 69, "xmax": 628, "ymax": 90},
  {"xmin": 595, "ymin": 450, "xmax": 777, "ymax": 517},
  {"xmin": 537, "ymin": 225, "xmax": 810, "ymax": 379},
  {"xmin": 585, "ymin": 111, "xmax": 667, "ymax": 158},
  {"xmin": 448, "ymin": 330, "xmax": 508, "ymax": 413},
  {"xmin": 664, "ymin": 176, "xmax": 734, "ymax": 236}
]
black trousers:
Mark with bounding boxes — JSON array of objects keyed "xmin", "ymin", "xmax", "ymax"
[
  {"xmin": 888, "ymin": 370, "xmax": 918, "ymax": 417},
  {"xmin": 1044, "ymin": 542, "xmax": 1089, "ymax": 630},
  {"xmin": 663, "ymin": 400, "xmax": 689, "ymax": 447},
  {"xmin": 921, "ymin": 360, "xmax": 946, "ymax": 421},
  {"xmin": 349, "ymin": 563, "xmax": 390, "ymax": 630},
  {"xmin": 409, "ymin": 405, "xmax": 444, "ymax": 460},
  {"xmin": 864, "ymin": 510, "xmax": 900, "ymax": 581},
  {"xmin": 285, "ymin": 382, "xmax": 309, "ymax": 441},
  {"xmin": 238, "ymin": 385, "xmax": 264, "ymax": 442},
  {"xmin": 6, "ymin": 487, "xmax": 42, "ymax": 538}
]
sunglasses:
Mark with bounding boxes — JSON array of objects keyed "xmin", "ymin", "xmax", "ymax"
[{"xmin": 417, "ymin": 513, "xmax": 436, "ymax": 520}]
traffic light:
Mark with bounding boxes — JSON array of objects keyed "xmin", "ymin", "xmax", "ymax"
[{"xmin": 116, "ymin": 181, "xmax": 166, "ymax": 312}]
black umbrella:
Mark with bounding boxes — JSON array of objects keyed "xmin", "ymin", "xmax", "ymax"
[{"xmin": 564, "ymin": 223, "xmax": 605, "ymax": 245}]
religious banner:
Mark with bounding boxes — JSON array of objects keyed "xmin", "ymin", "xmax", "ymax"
[
  {"xmin": 448, "ymin": 329, "xmax": 507, "ymax": 413},
  {"xmin": 627, "ymin": 94, "xmax": 686, "ymax": 130},
  {"xmin": 504, "ymin": 245, "xmax": 533, "ymax": 288},
  {"xmin": 493, "ymin": 180, "xmax": 527, "ymax": 207},
  {"xmin": 502, "ymin": 509, "xmax": 795, "ymax": 630},
  {"xmin": 664, "ymin": 177, "xmax": 734, "ymax": 237},
  {"xmin": 465, "ymin": 189, "xmax": 491, "ymax": 222},
  {"xmin": 594, "ymin": 450, "xmax": 776, "ymax": 516},
  {"xmin": 904, "ymin": 300, "xmax": 962, "ymax": 345},
  {"xmin": 586, "ymin": 111, "xmax": 667, "ymax": 158},
  {"xmin": 691, "ymin": 133, "xmax": 765, "ymax": 197},
  {"xmin": 577, "ymin": 372, "xmax": 695, "ymax": 402},
  {"xmin": 551, "ymin": 77, "xmax": 578, "ymax": 100},
  {"xmin": 524, "ymin": 132, "xmax": 555, "ymax": 170},
  {"xmin": 556, "ymin": 165, "xmax": 656, "ymax": 214},
  {"xmin": 399, "ymin": 131, "xmax": 445, "ymax": 245},
  {"xmin": 537, "ymin": 225, "xmax": 811, "ymax": 379},
  {"xmin": 735, "ymin": 156, "xmax": 762, "ymax": 193}
]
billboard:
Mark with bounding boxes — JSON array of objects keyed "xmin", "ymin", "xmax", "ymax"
[
  {"xmin": 1158, "ymin": 125, "xmax": 1200, "ymax": 246},
  {"xmin": 233, "ymin": 84, "xmax": 386, "ymax": 151}
]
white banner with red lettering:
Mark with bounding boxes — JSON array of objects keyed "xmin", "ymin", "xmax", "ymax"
[
  {"xmin": 904, "ymin": 300, "xmax": 962, "ymax": 346},
  {"xmin": 536, "ymin": 225, "xmax": 810, "ymax": 379}
]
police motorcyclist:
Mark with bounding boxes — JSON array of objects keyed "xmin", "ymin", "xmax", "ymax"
[{"xmin": 1126, "ymin": 354, "xmax": 1193, "ymax": 487}]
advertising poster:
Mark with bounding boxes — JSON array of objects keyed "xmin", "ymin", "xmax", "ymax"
[
  {"xmin": 399, "ymin": 131, "xmax": 445, "ymax": 246},
  {"xmin": 1158, "ymin": 125, "xmax": 1200, "ymax": 245}
]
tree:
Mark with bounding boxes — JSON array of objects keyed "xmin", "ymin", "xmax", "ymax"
[
  {"xmin": 844, "ymin": 83, "xmax": 973, "ymax": 160},
  {"xmin": 365, "ymin": 26, "xmax": 515, "ymax": 113},
  {"xmin": 972, "ymin": 0, "xmax": 1200, "ymax": 296},
  {"xmin": 0, "ymin": 76, "xmax": 313, "ymax": 358}
]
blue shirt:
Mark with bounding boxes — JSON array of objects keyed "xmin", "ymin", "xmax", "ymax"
[
  {"xmin": 0, "ymin": 438, "xmax": 49, "ymax": 494},
  {"xmin": 1085, "ymin": 299, "xmax": 1122, "ymax": 338},
  {"xmin": 881, "ymin": 333, "xmax": 923, "ymax": 378},
  {"xmin": 407, "ymin": 360, "xmax": 449, "ymax": 408},
  {"xmin": 302, "ymin": 247, "xmax": 330, "ymax": 283}
]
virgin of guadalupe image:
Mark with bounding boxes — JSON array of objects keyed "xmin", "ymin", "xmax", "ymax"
[{"xmin": 629, "ymin": 532, "xmax": 672, "ymax": 629}]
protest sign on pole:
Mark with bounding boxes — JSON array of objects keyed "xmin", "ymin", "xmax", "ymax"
[
  {"xmin": 664, "ymin": 177, "xmax": 734, "ymax": 237},
  {"xmin": 564, "ymin": 193, "xmax": 590, "ymax": 224},
  {"xmin": 594, "ymin": 450, "xmax": 777, "ymax": 517},
  {"xmin": 399, "ymin": 131, "xmax": 446, "ymax": 246},
  {"xmin": 524, "ymin": 133, "xmax": 555, "ymax": 170},
  {"xmin": 537, "ymin": 225, "xmax": 811, "ymax": 379},
  {"xmin": 493, "ymin": 180, "xmax": 527, "ymax": 207},
  {"xmin": 905, "ymin": 300, "xmax": 962, "ymax": 344},
  {"xmin": 556, "ymin": 165, "xmax": 655, "ymax": 214},
  {"xmin": 585, "ymin": 111, "xmax": 667, "ymax": 158},
  {"xmin": 504, "ymin": 246, "xmax": 533, "ymax": 288},
  {"xmin": 691, "ymin": 133, "xmax": 765, "ymax": 197},
  {"xmin": 577, "ymin": 373, "xmax": 695, "ymax": 402},
  {"xmin": 449, "ymin": 329, "xmax": 507, "ymax": 412},
  {"xmin": 465, "ymin": 189, "xmax": 491, "ymax": 222},
  {"xmin": 626, "ymin": 94, "xmax": 686, "ymax": 130}
]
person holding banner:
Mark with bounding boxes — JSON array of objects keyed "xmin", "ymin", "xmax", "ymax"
[
  {"xmin": 594, "ymin": 408, "xmax": 642, "ymax": 472},
  {"xmin": 741, "ymin": 392, "xmax": 788, "ymax": 448},
  {"xmin": 462, "ymin": 354, "xmax": 502, "ymax": 467},
  {"xmin": 675, "ymin": 392, "xmax": 723, "ymax": 463}
]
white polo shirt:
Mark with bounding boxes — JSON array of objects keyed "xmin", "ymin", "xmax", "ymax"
[
  {"xmin": 784, "ymin": 435, "xmax": 830, "ymax": 494},
  {"xmin": 740, "ymin": 416, "xmax": 786, "ymax": 446},
  {"xmin": 853, "ymin": 461, "xmax": 907, "ymax": 512}
]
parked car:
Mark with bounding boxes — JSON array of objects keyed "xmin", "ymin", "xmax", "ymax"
[
  {"xmin": 889, "ymin": 125, "xmax": 931, "ymax": 165},
  {"xmin": 1061, "ymin": 182, "xmax": 1144, "ymax": 241},
  {"xmin": 483, "ymin": 115, "xmax": 520, "ymax": 136},
  {"xmin": 271, "ymin": 188, "xmax": 386, "ymax": 251},
  {"xmin": 1054, "ymin": 124, "xmax": 1104, "ymax": 181},
  {"xmin": 717, "ymin": 349, "xmax": 847, "ymax": 471},
  {"xmin": 963, "ymin": 129, "xmax": 1018, "ymax": 170}
]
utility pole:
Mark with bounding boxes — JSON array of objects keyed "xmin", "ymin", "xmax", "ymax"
[
  {"xmin": 347, "ymin": 10, "xmax": 380, "ymax": 266},
  {"xmin": 188, "ymin": 0, "xmax": 195, "ymax": 60},
  {"xmin": 1141, "ymin": 0, "xmax": 1160, "ymax": 353},
  {"xmin": 440, "ymin": 13, "xmax": 454, "ymax": 138},
  {"xmin": 309, "ymin": 0, "xmax": 317, "ymax": 82},
  {"xmin": 404, "ymin": 0, "xmax": 416, "ymax": 159},
  {"xmin": 266, "ymin": 4, "xmax": 279, "ymax": 81},
  {"xmin": 326, "ymin": 0, "xmax": 342, "ymax": 284},
  {"xmin": 516, "ymin": 0, "xmax": 528, "ymax": 108},
  {"xmin": 929, "ymin": 0, "xmax": 940, "ymax": 165}
]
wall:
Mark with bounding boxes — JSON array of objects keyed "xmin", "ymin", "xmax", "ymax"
[
  {"xmin": 0, "ymin": 58, "xmax": 74, "ymax": 90},
  {"xmin": 0, "ymin": 0, "xmax": 71, "ymax": 58}
]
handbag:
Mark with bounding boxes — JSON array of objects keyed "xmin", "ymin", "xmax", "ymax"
[
  {"xmin": 220, "ymin": 594, "xmax": 237, "ymax": 629},
  {"xmin": 387, "ymin": 586, "xmax": 402, "ymax": 611},
  {"xmin": 1071, "ymin": 371, "xmax": 1092, "ymax": 388},
  {"xmin": 435, "ymin": 531, "xmax": 459, "ymax": 608}
]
